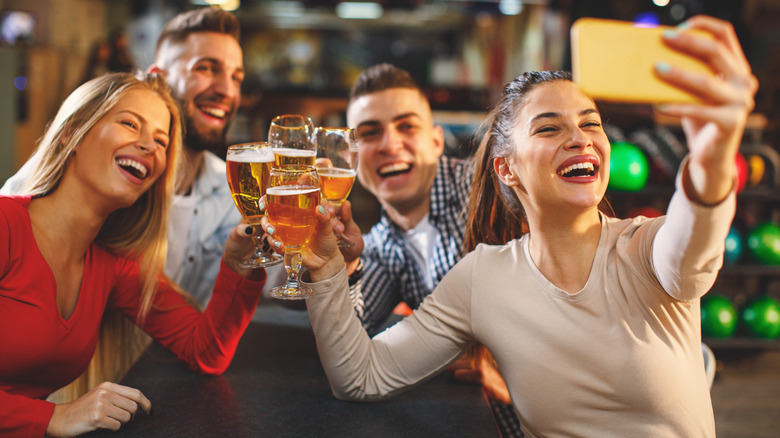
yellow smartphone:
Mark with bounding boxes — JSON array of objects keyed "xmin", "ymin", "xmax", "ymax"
[{"xmin": 570, "ymin": 17, "xmax": 714, "ymax": 103}]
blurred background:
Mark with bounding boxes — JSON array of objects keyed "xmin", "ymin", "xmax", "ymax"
[{"xmin": 1, "ymin": 1, "xmax": 779, "ymax": 436}]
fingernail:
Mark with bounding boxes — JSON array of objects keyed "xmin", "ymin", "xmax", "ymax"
[
  {"xmin": 258, "ymin": 200, "xmax": 265, "ymax": 210},
  {"xmin": 261, "ymin": 240, "xmax": 271, "ymax": 252},
  {"xmin": 676, "ymin": 21, "xmax": 690, "ymax": 30},
  {"xmin": 318, "ymin": 206, "xmax": 326, "ymax": 214},
  {"xmin": 662, "ymin": 30, "xmax": 678, "ymax": 39},
  {"xmin": 274, "ymin": 241, "xmax": 281, "ymax": 248},
  {"xmin": 245, "ymin": 225, "xmax": 253, "ymax": 235},
  {"xmin": 655, "ymin": 62, "xmax": 672, "ymax": 73},
  {"xmin": 266, "ymin": 226, "xmax": 274, "ymax": 235}
]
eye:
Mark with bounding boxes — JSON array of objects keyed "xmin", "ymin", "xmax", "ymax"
[
  {"xmin": 155, "ymin": 137, "xmax": 169, "ymax": 149},
  {"xmin": 120, "ymin": 119, "xmax": 138, "ymax": 130},
  {"xmin": 534, "ymin": 126, "xmax": 558, "ymax": 134},
  {"xmin": 357, "ymin": 128, "xmax": 381, "ymax": 141},
  {"xmin": 581, "ymin": 121, "xmax": 602, "ymax": 130}
]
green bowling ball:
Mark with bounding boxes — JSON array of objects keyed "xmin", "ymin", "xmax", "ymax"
[
  {"xmin": 608, "ymin": 142, "xmax": 649, "ymax": 192},
  {"xmin": 742, "ymin": 296, "xmax": 780, "ymax": 339},
  {"xmin": 701, "ymin": 295, "xmax": 738, "ymax": 338},
  {"xmin": 747, "ymin": 222, "xmax": 780, "ymax": 265}
]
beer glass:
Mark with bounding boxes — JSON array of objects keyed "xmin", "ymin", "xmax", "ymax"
[
  {"xmin": 268, "ymin": 114, "xmax": 316, "ymax": 167},
  {"xmin": 266, "ymin": 165, "xmax": 321, "ymax": 300},
  {"xmin": 313, "ymin": 127, "xmax": 359, "ymax": 247},
  {"xmin": 226, "ymin": 143, "xmax": 283, "ymax": 268}
]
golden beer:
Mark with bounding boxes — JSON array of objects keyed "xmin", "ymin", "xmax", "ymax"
[
  {"xmin": 317, "ymin": 168, "xmax": 356, "ymax": 203},
  {"xmin": 273, "ymin": 148, "xmax": 316, "ymax": 166},
  {"xmin": 226, "ymin": 147, "xmax": 275, "ymax": 224},
  {"xmin": 266, "ymin": 185, "xmax": 320, "ymax": 248}
]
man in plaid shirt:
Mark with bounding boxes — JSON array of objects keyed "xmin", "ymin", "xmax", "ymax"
[{"xmin": 337, "ymin": 64, "xmax": 522, "ymax": 437}]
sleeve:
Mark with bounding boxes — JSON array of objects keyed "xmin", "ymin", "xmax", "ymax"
[
  {"xmin": 0, "ymin": 391, "xmax": 55, "ymax": 438},
  {"xmin": 652, "ymin": 158, "xmax": 737, "ymax": 301},
  {"xmin": 110, "ymin": 260, "xmax": 266, "ymax": 375},
  {"xmin": 305, "ymin": 254, "xmax": 476, "ymax": 401},
  {"xmin": 349, "ymin": 233, "xmax": 403, "ymax": 336}
]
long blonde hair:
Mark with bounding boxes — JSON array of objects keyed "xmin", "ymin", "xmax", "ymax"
[{"xmin": 24, "ymin": 72, "xmax": 183, "ymax": 401}]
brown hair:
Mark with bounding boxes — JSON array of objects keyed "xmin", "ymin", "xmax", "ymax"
[
  {"xmin": 349, "ymin": 63, "xmax": 422, "ymax": 103},
  {"xmin": 155, "ymin": 7, "xmax": 240, "ymax": 55},
  {"xmin": 464, "ymin": 71, "xmax": 612, "ymax": 253}
]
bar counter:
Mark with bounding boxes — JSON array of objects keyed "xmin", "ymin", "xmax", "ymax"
[{"xmin": 86, "ymin": 318, "xmax": 499, "ymax": 437}]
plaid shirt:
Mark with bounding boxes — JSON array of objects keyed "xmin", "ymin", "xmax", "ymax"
[{"xmin": 349, "ymin": 155, "xmax": 474, "ymax": 336}]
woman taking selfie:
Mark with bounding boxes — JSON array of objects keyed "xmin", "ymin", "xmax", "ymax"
[
  {"xmin": 0, "ymin": 73, "xmax": 265, "ymax": 437},
  {"xmin": 262, "ymin": 16, "xmax": 756, "ymax": 436}
]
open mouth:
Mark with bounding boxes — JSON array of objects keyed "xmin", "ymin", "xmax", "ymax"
[
  {"xmin": 557, "ymin": 162, "xmax": 597, "ymax": 178},
  {"xmin": 199, "ymin": 105, "xmax": 227, "ymax": 120},
  {"xmin": 378, "ymin": 162, "xmax": 412, "ymax": 178},
  {"xmin": 117, "ymin": 158, "xmax": 148, "ymax": 179}
]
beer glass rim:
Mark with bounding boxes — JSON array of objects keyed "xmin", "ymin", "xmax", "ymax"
[
  {"xmin": 271, "ymin": 164, "xmax": 318, "ymax": 174},
  {"xmin": 269, "ymin": 114, "xmax": 314, "ymax": 128},
  {"xmin": 227, "ymin": 142, "xmax": 272, "ymax": 151}
]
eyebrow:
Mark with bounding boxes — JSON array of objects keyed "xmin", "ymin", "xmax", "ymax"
[
  {"xmin": 530, "ymin": 108, "xmax": 599, "ymax": 123},
  {"xmin": 355, "ymin": 112, "xmax": 422, "ymax": 130},
  {"xmin": 196, "ymin": 57, "xmax": 245, "ymax": 75},
  {"xmin": 118, "ymin": 109, "xmax": 170, "ymax": 137}
]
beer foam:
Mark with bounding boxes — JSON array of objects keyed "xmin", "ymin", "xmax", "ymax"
[
  {"xmin": 228, "ymin": 147, "xmax": 274, "ymax": 162},
  {"xmin": 317, "ymin": 168, "xmax": 356, "ymax": 178},
  {"xmin": 266, "ymin": 185, "xmax": 320, "ymax": 196},
  {"xmin": 273, "ymin": 148, "xmax": 316, "ymax": 157}
]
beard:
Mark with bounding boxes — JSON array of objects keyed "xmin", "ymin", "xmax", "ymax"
[{"xmin": 180, "ymin": 100, "xmax": 232, "ymax": 159}]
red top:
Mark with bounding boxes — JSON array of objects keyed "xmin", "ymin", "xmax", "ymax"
[{"xmin": 0, "ymin": 196, "xmax": 266, "ymax": 437}]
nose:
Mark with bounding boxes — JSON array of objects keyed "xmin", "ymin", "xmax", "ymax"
[
  {"xmin": 213, "ymin": 70, "xmax": 240, "ymax": 102},
  {"xmin": 564, "ymin": 125, "xmax": 594, "ymax": 150},
  {"xmin": 377, "ymin": 126, "xmax": 403, "ymax": 154},
  {"xmin": 137, "ymin": 130, "xmax": 157, "ymax": 155}
]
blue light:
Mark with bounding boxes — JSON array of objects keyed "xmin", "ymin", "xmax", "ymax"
[
  {"xmin": 13, "ymin": 76, "xmax": 27, "ymax": 91},
  {"xmin": 634, "ymin": 11, "xmax": 660, "ymax": 27}
]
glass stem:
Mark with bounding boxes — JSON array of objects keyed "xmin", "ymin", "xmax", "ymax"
[{"xmin": 284, "ymin": 250, "xmax": 302, "ymax": 288}]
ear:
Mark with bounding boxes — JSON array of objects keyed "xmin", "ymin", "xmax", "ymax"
[
  {"xmin": 494, "ymin": 156, "xmax": 519, "ymax": 187},
  {"xmin": 432, "ymin": 125, "xmax": 445, "ymax": 158}
]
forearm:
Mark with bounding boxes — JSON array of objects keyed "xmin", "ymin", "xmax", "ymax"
[
  {"xmin": 654, "ymin": 158, "xmax": 737, "ymax": 300},
  {"xmin": 1, "ymin": 390, "xmax": 55, "ymax": 437}
]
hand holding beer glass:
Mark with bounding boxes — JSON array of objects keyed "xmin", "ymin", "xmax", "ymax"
[
  {"xmin": 313, "ymin": 127, "xmax": 359, "ymax": 247},
  {"xmin": 266, "ymin": 165, "xmax": 321, "ymax": 299},
  {"xmin": 268, "ymin": 114, "xmax": 316, "ymax": 166},
  {"xmin": 226, "ymin": 143, "xmax": 282, "ymax": 268}
]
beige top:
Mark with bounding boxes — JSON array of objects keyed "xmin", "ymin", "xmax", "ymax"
[{"xmin": 306, "ymin": 176, "xmax": 735, "ymax": 437}]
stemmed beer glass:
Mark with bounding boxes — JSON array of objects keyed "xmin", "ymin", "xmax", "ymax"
[
  {"xmin": 266, "ymin": 165, "xmax": 321, "ymax": 300},
  {"xmin": 313, "ymin": 127, "xmax": 359, "ymax": 247},
  {"xmin": 226, "ymin": 143, "xmax": 283, "ymax": 268},
  {"xmin": 268, "ymin": 114, "xmax": 316, "ymax": 166}
]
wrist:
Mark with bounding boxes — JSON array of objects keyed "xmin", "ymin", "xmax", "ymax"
[{"xmin": 309, "ymin": 254, "xmax": 346, "ymax": 283}]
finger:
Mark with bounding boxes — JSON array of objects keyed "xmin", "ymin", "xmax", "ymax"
[
  {"xmin": 107, "ymin": 384, "xmax": 152, "ymax": 415},
  {"xmin": 653, "ymin": 62, "xmax": 734, "ymax": 104},
  {"xmin": 257, "ymin": 195, "xmax": 268, "ymax": 212},
  {"xmin": 684, "ymin": 15, "xmax": 749, "ymax": 67},
  {"xmin": 340, "ymin": 200, "xmax": 354, "ymax": 223}
]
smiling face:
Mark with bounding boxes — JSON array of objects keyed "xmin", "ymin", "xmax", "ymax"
[
  {"xmin": 347, "ymin": 88, "xmax": 444, "ymax": 216},
  {"xmin": 67, "ymin": 88, "xmax": 171, "ymax": 209},
  {"xmin": 497, "ymin": 80, "xmax": 610, "ymax": 217},
  {"xmin": 157, "ymin": 32, "xmax": 244, "ymax": 154}
]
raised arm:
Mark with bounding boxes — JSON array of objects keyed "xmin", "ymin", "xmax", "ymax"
[{"xmin": 652, "ymin": 16, "xmax": 757, "ymax": 300}]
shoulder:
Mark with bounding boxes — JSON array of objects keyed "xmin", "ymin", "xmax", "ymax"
[
  {"xmin": 0, "ymin": 195, "xmax": 32, "ymax": 222},
  {"xmin": 603, "ymin": 214, "xmax": 665, "ymax": 245}
]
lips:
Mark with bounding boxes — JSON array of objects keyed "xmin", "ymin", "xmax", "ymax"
[
  {"xmin": 377, "ymin": 162, "xmax": 412, "ymax": 178},
  {"xmin": 556, "ymin": 156, "xmax": 599, "ymax": 179},
  {"xmin": 199, "ymin": 106, "xmax": 226, "ymax": 119},
  {"xmin": 116, "ymin": 157, "xmax": 149, "ymax": 180}
]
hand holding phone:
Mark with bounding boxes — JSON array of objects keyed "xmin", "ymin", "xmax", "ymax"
[{"xmin": 570, "ymin": 18, "xmax": 715, "ymax": 103}]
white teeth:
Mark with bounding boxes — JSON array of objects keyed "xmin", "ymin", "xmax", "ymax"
[
  {"xmin": 117, "ymin": 158, "xmax": 148, "ymax": 178},
  {"xmin": 201, "ymin": 107, "xmax": 226, "ymax": 119},
  {"xmin": 558, "ymin": 162, "xmax": 595, "ymax": 176},
  {"xmin": 378, "ymin": 163, "xmax": 411, "ymax": 176}
]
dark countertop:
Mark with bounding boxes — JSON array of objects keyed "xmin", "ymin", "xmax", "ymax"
[{"xmin": 86, "ymin": 320, "xmax": 498, "ymax": 437}]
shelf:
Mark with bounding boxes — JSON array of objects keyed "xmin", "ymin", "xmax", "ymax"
[
  {"xmin": 720, "ymin": 265, "xmax": 780, "ymax": 276},
  {"xmin": 704, "ymin": 337, "xmax": 780, "ymax": 352}
]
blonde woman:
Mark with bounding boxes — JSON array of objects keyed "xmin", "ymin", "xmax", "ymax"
[{"xmin": 0, "ymin": 72, "xmax": 265, "ymax": 437}]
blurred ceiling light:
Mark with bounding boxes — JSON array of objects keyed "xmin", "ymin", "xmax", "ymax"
[
  {"xmin": 499, "ymin": 0, "xmax": 523, "ymax": 15},
  {"xmin": 652, "ymin": 0, "xmax": 671, "ymax": 6},
  {"xmin": 335, "ymin": 2, "xmax": 384, "ymax": 20},
  {"xmin": 267, "ymin": 1, "xmax": 305, "ymax": 18}
]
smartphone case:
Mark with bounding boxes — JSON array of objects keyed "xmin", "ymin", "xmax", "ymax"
[{"xmin": 570, "ymin": 17, "xmax": 714, "ymax": 103}]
